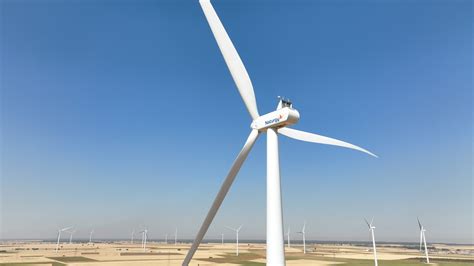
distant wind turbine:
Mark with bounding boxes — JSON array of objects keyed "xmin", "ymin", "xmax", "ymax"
[
  {"xmin": 131, "ymin": 229, "xmax": 135, "ymax": 244},
  {"xmin": 89, "ymin": 229, "xmax": 94, "ymax": 244},
  {"xmin": 418, "ymin": 218, "xmax": 430, "ymax": 263},
  {"xmin": 221, "ymin": 233, "xmax": 224, "ymax": 245},
  {"xmin": 165, "ymin": 233, "xmax": 168, "ymax": 244},
  {"xmin": 226, "ymin": 225, "xmax": 243, "ymax": 256},
  {"xmin": 286, "ymin": 226, "xmax": 291, "ymax": 248},
  {"xmin": 68, "ymin": 229, "xmax": 76, "ymax": 244},
  {"xmin": 55, "ymin": 226, "xmax": 73, "ymax": 252},
  {"xmin": 364, "ymin": 217, "xmax": 378, "ymax": 266},
  {"xmin": 297, "ymin": 221, "xmax": 306, "ymax": 254},
  {"xmin": 175, "ymin": 227, "xmax": 178, "ymax": 245},
  {"xmin": 140, "ymin": 229, "xmax": 148, "ymax": 251}
]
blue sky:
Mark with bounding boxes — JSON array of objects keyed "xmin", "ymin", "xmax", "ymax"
[{"xmin": 1, "ymin": 0, "xmax": 472, "ymax": 244}]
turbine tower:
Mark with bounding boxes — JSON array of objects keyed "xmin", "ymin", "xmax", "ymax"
[
  {"xmin": 418, "ymin": 218, "xmax": 430, "ymax": 263},
  {"xmin": 55, "ymin": 226, "xmax": 73, "ymax": 252},
  {"xmin": 131, "ymin": 229, "xmax": 135, "ymax": 244},
  {"xmin": 221, "ymin": 233, "xmax": 224, "ymax": 245},
  {"xmin": 225, "ymin": 225, "xmax": 242, "ymax": 256},
  {"xmin": 175, "ymin": 227, "xmax": 178, "ymax": 245},
  {"xmin": 182, "ymin": 1, "xmax": 377, "ymax": 265},
  {"xmin": 165, "ymin": 233, "xmax": 168, "ymax": 244},
  {"xmin": 140, "ymin": 229, "xmax": 148, "ymax": 251},
  {"xmin": 286, "ymin": 227, "xmax": 291, "ymax": 248},
  {"xmin": 89, "ymin": 229, "xmax": 94, "ymax": 244},
  {"xmin": 297, "ymin": 221, "xmax": 306, "ymax": 254},
  {"xmin": 365, "ymin": 218, "xmax": 378, "ymax": 266},
  {"xmin": 68, "ymin": 229, "xmax": 76, "ymax": 244}
]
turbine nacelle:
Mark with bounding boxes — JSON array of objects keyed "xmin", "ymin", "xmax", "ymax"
[{"xmin": 251, "ymin": 105, "xmax": 300, "ymax": 130}]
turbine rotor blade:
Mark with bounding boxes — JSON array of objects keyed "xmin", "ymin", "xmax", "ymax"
[
  {"xmin": 182, "ymin": 129, "xmax": 260, "ymax": 265},
  {"xmin": 364, "ymin": 218, "xmax": 371, "ymax": 228},
  {"xmin": 417, "ymin": 217, "xmax": 422, "ymax": 230},
  {"xmin": 225, "ymin": 226, "xmax": 237, "ymax": 232},
  {"xmin": 278, "ymin": 127, "xmax": 377, "ymax": 157},
  {"xmin": 199, "ymin": 0, "xmax": 260, "ymax": 120}
]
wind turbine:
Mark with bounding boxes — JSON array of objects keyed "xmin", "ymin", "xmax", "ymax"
[
  {"xmin": 55, "ymin": 226, "xmax": 73, "ymax": 252},
  {"xmin": 165, "ymin": 233, "xmax": 168, "ymax": 244},
  {"xmin": 131, "ymin": 229, "xmax": 135, "ymax": 244},
  {"xmin": 418, "ymin": 218, "xmax": 430, "ymax": 263},
  {"xmin": 286, "ymin": 226, "xmax": 291, "ymax": 248},
  {"xmin": 175, "ymin": 227, "xmax": 178, "ymax": 245},
  {"xmin": 364, "ymin": 218, "xmax": 378, "ymax": 266},
  {"xmin": 68, "ymin": 229, "xmax": 76, "ymax": 244},
  {"xmin": 88, "ymin": 229, "xmax": 94, "ymax": 244},
  {"xmin": 225, "ymin": 225, "xmax": 242, "ymax": 256},
  {"xmin": 183, "ymin": 0, "xmax": 377, "ymax": 265},
  {"xmin": 140, "ymin": 229, "xmax": 148, "ymax": 251},
  {"xmin": 297, "ymin": 221, "xmax": 306, "ymax": 254},
  {"xmin": 221, "ymin": 233, "xmax": 224, "ymax": 245}
]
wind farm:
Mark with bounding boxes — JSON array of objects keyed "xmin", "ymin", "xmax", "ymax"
[
  {"xmin": 1, "ymin": 237, "xmax": 473, "ymax": 266},
  {"xmin": 6, "ymin": 219, "xmax": 468, "ymax": 265},
  {"xmin": 1, "ymin": 0, "xmax": 472, "ymax": 265}
]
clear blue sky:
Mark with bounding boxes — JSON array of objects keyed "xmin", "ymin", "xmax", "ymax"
[{"xmin": 1, "ymin": 0, "xmax": 472, "ymax": 244}]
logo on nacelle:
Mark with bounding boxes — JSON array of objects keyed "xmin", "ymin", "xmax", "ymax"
[
  {"xmin": 265, "ymin": 118, "xmax": 279, "ymax": 125},
  {"xmin": 264, "ymin": 114, "xmax": 284, "ymax": 125}
]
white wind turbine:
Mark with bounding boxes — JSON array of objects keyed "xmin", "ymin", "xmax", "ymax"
[
  {"xmin": 88, "ymin": 229, "xmax": 94, "ymax": 244},
  {"xmin": 286, "ymin": 226, "xmax": 291, "ymax": 248},
  {"xmin": 364, "ymin": 218, "xmax": 378, "ymax": 266},
  {"xmin": 175, "ymin": 227, "xmax": 178, "ymax": 245},
  {"xmin": 140, "ymin": 229, "xmax": 148, "ymax": 251},
  {"xmin": 131, "ymin": 229, "xmax": 135, "ymax": 244},
  {"xmin": 165, "ymin": 233, "xmax": 168, "ymax": 244},
  {"xmin": 68, "ymin": 229, "xmax": 76, "ymax": 244},
  {"xmin": 221, "ymin": 233, "xmax": 224, "ymax": 245},
  {"xmin": 55, "ymin": 226, "xmax": 73, "ymax": 252},
  {"xmin": 297, "ymin": 222, "xmax": 306, "ymax": 254},
  {"xmin": 418, "ymin": 218, "xmax": 430, "ymax": 263},
  {"xmin": 225, "ymin": 225, "xmax": 242, "ymax": 256},
  {"xmin": 183, "ymin": 0, "xmax": 377, "ymax": 265}
]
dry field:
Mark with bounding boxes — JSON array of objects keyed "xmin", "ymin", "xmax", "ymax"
[{"xmin": 0, "ymin": 241, "xmax": 472, "ymax": 266}]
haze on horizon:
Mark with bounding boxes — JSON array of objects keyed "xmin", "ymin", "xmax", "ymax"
[{"xmin": 1, "ymin": 0, "xmax": 472, "ymax": 244}]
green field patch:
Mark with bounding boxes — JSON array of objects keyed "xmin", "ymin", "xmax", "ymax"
[
  {"xmin": 47, "ymin": 256, "xmax": 97, "ymax": 263},
  {"xmin": 433, "ymin": 259, "xmax": 474, "ymax": 266}
]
